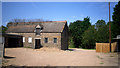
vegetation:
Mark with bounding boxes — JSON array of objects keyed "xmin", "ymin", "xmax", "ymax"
[
  {"xmin": 95, "ymin": 20, "xmax": 109, "ymax": 43},
  {"xmin": 69, "ymin": 17, "xmax": 91, "ymax": 48},
  {"xmin": 0, "ymin": 25, "xmax": 8, "ymax": 33},
  {"xmin": 24, "ymin": 46, "xmax": 31, "ymax": 48},
  {"xmin": 96, "ymin": 55, "xmax": 103, "ymax": 59},
  {"xmin": 69, "ymin": 2, "xmax": 120, "ymax": 49},
  {"xmin": 68, "ymin": 37, "xmax": 75, "ymax": 48},
  {"xmin": 100, "ymin": 62, "xmax": 104, "ymax": 64},
  {"xmin": 69, "ymin": 18, "xmax": 109, "ymax": 49},
  {"xmin": 82, "ymin": 48, "xmax": 96, "ymax": 50},
  {"xmin": 112, "ymin": 1, "xmax": 120, "ymax": 38},
  {"xmin": 81, "ymin": 25, "xmax": 96, "ymax": 49}
]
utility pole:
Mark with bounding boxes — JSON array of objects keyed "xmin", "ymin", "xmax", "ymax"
[{"xmin": 109, "ymin": 2, "xmax": 111, "ymax": 52}]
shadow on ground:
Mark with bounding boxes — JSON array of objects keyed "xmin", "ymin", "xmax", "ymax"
[
  {"xmin": 64, "ymin": 49, "xmax": 75, "ymax": 51},
  {"xmin": 4, "ymin": 56, "xmax": 15, "ymax": 59}
]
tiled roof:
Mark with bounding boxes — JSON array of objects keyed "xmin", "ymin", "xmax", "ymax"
[{"xmin": 6, "ymin": 21, "xmax": 67, "ymax": 33}]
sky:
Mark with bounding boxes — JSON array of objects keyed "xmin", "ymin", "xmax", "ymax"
[{"xmin": 2, "ymin": 2, "xmax": 118, "ymax": 26}]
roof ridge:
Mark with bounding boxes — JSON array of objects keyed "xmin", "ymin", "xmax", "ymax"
[{"xmin": 7, "ymin": 20, "xmax": 67, "ymax": 26}]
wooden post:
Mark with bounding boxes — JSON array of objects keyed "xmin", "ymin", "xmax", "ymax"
[{"xmin": 109, "ymin": 2, "xmax": 111, "ymax": 52}]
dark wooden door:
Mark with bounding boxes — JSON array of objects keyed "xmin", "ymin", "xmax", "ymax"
[{"xmin": 35, "ymin": 39, "xmax": 41, "ymax": 49}]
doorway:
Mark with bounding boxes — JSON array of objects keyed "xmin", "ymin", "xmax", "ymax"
[
  {"xmin": 35, "ymin": 39, "xmax": 41, "ymax": 49},
  {"xmin": 7, "ymin": 37, "xmax": 22, "ymax": 48}
]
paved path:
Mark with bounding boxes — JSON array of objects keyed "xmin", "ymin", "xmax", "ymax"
[{"xmin": 3, "ymin": 48, "xmax": 118, "ymax": 66}]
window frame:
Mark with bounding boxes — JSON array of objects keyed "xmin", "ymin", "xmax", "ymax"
[
  {"xmin": 28, "ymin": 37, "xmax": 32, "ymax": 43},
  {"xmin": 44, "ymin": 38, "xmax": 48, "ymax": 43},
  {"xmin": 23, "ymin": 37, "xmax": 25, "ymax": 42},
  {"xmin": 53, "ymin": 38, "xmax": 57, "ymax": 43},
  {"xmin": 36, "ymin": 28, "xmax": 40, "ymax": 35}
]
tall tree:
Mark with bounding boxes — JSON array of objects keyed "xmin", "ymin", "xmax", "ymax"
[
  {"xmin": 69, "ymin": 17, "xmax": 91, "ymax": 48},
  {"xmin": 81, "ymin": 25, "xmax": 96, "ymax": 49},
  {"xmin": 69, "ymin": 20, "xmax": 83, "ymax": 48},
  {"xmin": 112, "ymin": 1, "xmax": 120, "ymax": 38},
  {"xmin": 95, "ymin": 20, "xmax": 109, "ymax": 43}
]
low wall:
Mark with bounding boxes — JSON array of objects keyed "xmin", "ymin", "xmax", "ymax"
[{"xmin": 96, "ymin": 42, "xmax": 117, "ymax": 53}]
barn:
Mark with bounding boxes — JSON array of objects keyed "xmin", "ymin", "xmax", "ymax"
[{"xmin": 5, "ymin": 21, "xmax": 69, "ymax": 50}]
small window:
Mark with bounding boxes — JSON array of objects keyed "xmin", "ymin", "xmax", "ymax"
[
  {"xmin": 45, "ymin": 38, "xmax": 48, "ymax": 43},
  {"xmin": 23, "ymin": 37, "xmax": 25, "ymax": 42},
  {"xmin": 28, "ymin": 37, "xmax": 32, "ymax": 43},
  {"xmin": 36, "ymin": 28, "xmax": 40, "ymax": 35},
  {"xmin": 54, "ymin": 38, "xmax": 57, "ymax": 43}
]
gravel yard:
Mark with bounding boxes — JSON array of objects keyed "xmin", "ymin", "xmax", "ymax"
[{"xmin": 2, "ymin": 47, "xmax": 118, "ymax": 66}]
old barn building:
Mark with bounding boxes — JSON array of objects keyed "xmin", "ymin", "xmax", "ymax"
[{"xmin": 5, "ymin": 21, "xmax": 68, "ymax": 50}]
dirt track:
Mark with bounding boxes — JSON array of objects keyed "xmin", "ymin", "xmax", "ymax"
[{"xmin": 2, "ymin": 48, "xmax": 118, "ymax": 66}]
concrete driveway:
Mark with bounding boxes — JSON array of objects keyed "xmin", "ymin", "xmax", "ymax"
[{"xmin": 2, "ymin": 48, "xmax": 118, "ymax": 66}]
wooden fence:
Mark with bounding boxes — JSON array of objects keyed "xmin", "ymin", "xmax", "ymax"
[{"xmin": 96, "ymin": 42, "xmax": 117, "ymax": 53}]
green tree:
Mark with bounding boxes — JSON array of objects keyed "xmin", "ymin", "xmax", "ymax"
[
  {"xmin": 69, "ymin": 17, "xmax": 91, "ymax": 48},
  {"xmin": 0, "ymin": 25, "xmax": 8, "ymax": 33},
  {"xmin": 69, "ymin": 20, "xmax": 82, "ymax": 48},
  {"xmin": 112, "ymin": 1, "xmax": 120, "ymax": 38},
  {"xmin": 95, "ymin": 20, "xmax": 109, "ymax": 43},
  {"xmin": 68, "ymin": 36, "xmax": 75, "ymax": 48},
  {"xmin": 81, "ymin": 25, "xmax": 96, "ymax": 49}
]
